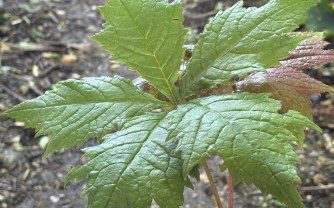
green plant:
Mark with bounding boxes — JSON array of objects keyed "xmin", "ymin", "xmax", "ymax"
[{"xmin": 3, "ymin": 0, "xmax": 334, "ymax": 207}]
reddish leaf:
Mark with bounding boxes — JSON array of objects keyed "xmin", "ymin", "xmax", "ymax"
[
  {"xmin": 237, "ymin": 67, "xmax": 333, "ymax": 119},
  {"xmin": 280, "ymin": 36, "xmax": 334, "ymax": 70},
  {"xmin": 237, "ymin": 37, "xmax": 334, "ymax": 119}
]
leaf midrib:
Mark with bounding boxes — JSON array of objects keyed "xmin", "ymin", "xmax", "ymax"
[
  {"xmin": 102, "ymin": 116, "xmax": 165, "ymax": 207},
  {"xmin": 182, "ymin": 0, "xmax": 304, "ymax": 92},
  {"xmin": 4, "ymin": 100, "xmax": 168, "ymax": 114},
  {"xmin": 117, "ymin": 0, "xmax": 177, "ymax": 102}
]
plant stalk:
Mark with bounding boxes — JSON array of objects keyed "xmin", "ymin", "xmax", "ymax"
[
  {"xmin": 227, "ymin": 170, "xmax": 233, "ymax": 208},
  {"xmin": 203, "ymin": 162, "xmax": 223, "ymax": 208}
]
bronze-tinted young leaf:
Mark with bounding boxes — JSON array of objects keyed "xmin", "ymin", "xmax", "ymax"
[
  {"xmin": 280, "ymin": 35, "xmax": 334, "ymax": 70},
  {"xmin": 237, "ymin": 36, "xmax": 334, "ymax": 119},
  {"xmin": 237, "ymin": 67, "xmax": 333, "ymax": 119}
]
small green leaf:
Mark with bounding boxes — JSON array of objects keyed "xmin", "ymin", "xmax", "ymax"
[
  {"xmin": 3, "ymin": 77, "xmax": 168, "ymax": 156},
  {"xmin": 93, "ymin": 0, "xmax": 187, "ymax": 102},
  {"xmin": 167, "ymin": 93, "xmax": 320, "ymax": 208},
  {"xmin": 179, "ymin": 0, "xmax": 319, "ymax": 98},
  {"xmin": 66, "ymin": 113, "xmax": 190, "ymax": 208}
]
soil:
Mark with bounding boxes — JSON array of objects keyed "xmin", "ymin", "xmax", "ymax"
[{"xmin": 0, "ymin": 0, "xmax": 334, "ymax": 208}]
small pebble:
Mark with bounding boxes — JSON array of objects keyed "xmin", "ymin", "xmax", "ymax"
[
  {"xmin": 50, "ymin": 195, "xmax": 60, "ymax": 203},
  {"xmin": 11, "ymin": 135, "xmax": 21, "ymax": 143},
  {"xmin": 14, "ymin": 122, "xmax": 25, "ymax": 127},
  {"xmin": 71, "ymin": 73, "xmax": 81, "ymax": 79},
  {"xmin": 61, "ymin": 54, "xmax": 78, "ymax": 66},
  {"xmin": 306, "ymin": 195, "xmax": 312, "ymax": 201},
  {"xmin": 313, "ymin": 173, "xmax": 325, "ymax": 184},
  {"xmin": 20, "ymin": 85, "xmax": 29, "ymax": 94}
]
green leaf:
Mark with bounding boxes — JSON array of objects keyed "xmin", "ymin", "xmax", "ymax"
[
  {"xmin": 3, "ymin": 77, "xmax": 168, "ymax": 156},
  {"xmin": 66, "ymin": 113, "xmax": 190, "ymax": 208},
  {"xmin": 167, "ymin": 93, "xmax": 320, "ymax": 208},
  {"xmin": 93, "ymin": 0, "xmax": 187, "ymax": 102},
  {"xmin": 179, "ymin": 0, "xmax": 319, "ymax": 97}
]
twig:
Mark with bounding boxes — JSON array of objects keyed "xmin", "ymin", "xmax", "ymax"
[
  {"xmin": 203, "ymin": 162, "xmax": 223, "ymax": 208},
  {"xmin": 6, "ymin": 43, "xmax": 64, "ymax": 52},
  {"xmin": 28, "ymin": 83, "xmax": 44, "ymax": 96},
  {"xmin": 0, "ymin": 83, "xmax": 26, "ymax": 102},
  {"xmin": 227, "ymin": 170, "xmax": 233, "ymax": 208},
  {"xmin": 183, "ymin": 10, "xmax": 217, "ymax": 19},
  {"xmin": 38, "ymin": 64, "xmax": 60, "ymax": 78},
  {"xmin": 301, "ymin": 184, "xmax": 334, "ymax": 192},
  {"xmin": 248, "ymin": 183, "xmax": 334, "ymax": 196},
  {"xmin": 4, "ymin": 42, "xmax": 98, "ymax": 53}
]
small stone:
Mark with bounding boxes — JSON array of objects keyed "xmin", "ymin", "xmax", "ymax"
[
  {"xmin": 19, "ymin": 85, "xmax": 29, "ymax": 94},
  {"xmin": 55, "ymin": 9, "xmax": 66, "ymax": 16},
  {"xmin": 0, "ymin": 149, "xmax": 21, "ymax": 169},
  {"xmin": 50, "ymin": 195, "xmax": 60, "ymax": 203},
  {"xmin": 0, "ymin": 103, "xmax": 5, "ymax": 111},
  {"xmin": 61, "ymin": 54, "xmax": 78, "ymax": 66},
  {"xmin": 306, "ymin": 195, "xmax": 312, "ymax": 201},
  {"xmin": 313, "ymin": 173, "xmax": 325, "ymax": 184},
  {"xmin": 0, "ymin": 43, "xmax": 10, "ymax": 53},
  {"xmin": 200, "ymin": 173, "xmax": 209, "ymax": 184},
  {"xmin": 11, "ymin": 135, "xmax": 21, "ymax": 143},
  {"xmin": 71, "ymin": 73, "xmax": 81, "ymax": 79},
  {"xmin": 32, "ymin": 65, "xmax": 39, "ymax": 77},
  {"xmin": 323, "ymin": 133, "xmax": 333, "ymax": 150},
  {"xmin": 14, "ymin": 122, "xmax": 25, "ymax": 127},
  {"xmin": 111, "ymin": 63, "xmax": 121, "ymax": 69}
]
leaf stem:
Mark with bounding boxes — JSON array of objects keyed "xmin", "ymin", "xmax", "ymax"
[
  {"xmin": 227, "ymin": 170, "xmax": 233, "ymax": 208},
  {"xmin": 203, "ymin": 162, "xmax": 223, "ymax": 208}
]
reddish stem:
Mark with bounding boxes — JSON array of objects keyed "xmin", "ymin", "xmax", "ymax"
[
  {"xmin": 227, "ymin": 170, "xmax": 233, "ymax": 208},
  {"xmin": 203, "ymin": 162, "xmax": 223, "ymax": 208}
]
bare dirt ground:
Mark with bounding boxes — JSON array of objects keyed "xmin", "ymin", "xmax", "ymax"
[{"xmin": 1, "ymin": 0, "xmax": 334, "ymax": 207}]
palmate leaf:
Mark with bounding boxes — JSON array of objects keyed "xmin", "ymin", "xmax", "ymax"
[
  {"xmin": 93, "ymin": 0, "xmax": 187, "ymax": 102},
  {"xmin": 3, "ymin": 77, "xmax": 169, "ymax": 156},
  {"xmin": 179, "ymin": 0, "xmax": 319, "ymax": 97},
  {"xmin": 167, "ymin": 93, "xmax": 320, "ymax": 208},
  {"xmin": 237, "ymin": 36, "xmax": 334, "ymax": 119},
  {"xmin": 66, "ymin": 113, "xmax": 190, "ymax": 208}
]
